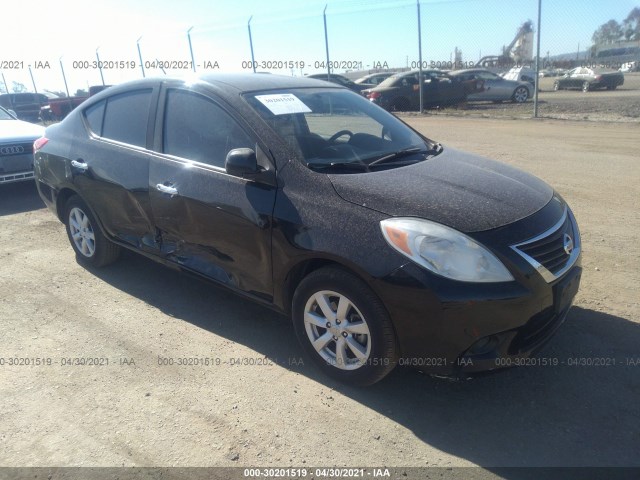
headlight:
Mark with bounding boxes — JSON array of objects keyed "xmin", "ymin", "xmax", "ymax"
[{"xmin": 380, "ymin": 217, "xmax": 514, "ymax": 283}]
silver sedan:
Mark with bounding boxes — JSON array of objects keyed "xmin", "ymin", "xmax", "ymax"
[{"xmin": 449, "ymin": 69, "xmax": 531, "ymax": 103}]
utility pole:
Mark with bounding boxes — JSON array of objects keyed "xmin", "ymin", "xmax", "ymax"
[
  {"xmin": 533, "ymin": 0, "xmax": 541, "ymax": 117},
  {"xmin": 187, "ymin": 27, "xmax": 196, "ymax": 72},
  {"xmin": 137, "ymin": 36, "xmax": 145, "ymax": 77},
  {"xmin": 248, "ymin": 16, "xmax": 256, "ymax": 73},
  {"xmin": 96, "ymin": 47, "xmax": 105, "ymax": 85},
  {"xmin": 323, "ymin": 5, "xmax": 331, "ymax": 79},
  {"xmin": 59, "ymin": 58, "xmax": 70, "ymax": 95},
  {"xmin": 417, "ymin": 0, "xmax": 424, "ymax": 113},
  {"xmin": 28, "ymin": 66, "xmax": 38, "ymax": 93}
]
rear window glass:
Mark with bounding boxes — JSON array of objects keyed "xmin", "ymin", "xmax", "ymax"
[
  {"xmin": 84, "ymin": 100, "xmax": 106, "ymax": 135},
  {"xmin": 102, "ymin": 89, "xmax": 152, "ymax": 147}
]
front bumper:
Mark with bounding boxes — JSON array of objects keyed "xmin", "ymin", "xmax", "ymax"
[
  {"xmin": 1, "ymin": 150, "xmax": 35, "ymax": 184},
  {"xmin": 371, "ymin": 198, "xmax": 582, "ymax": 376},
  {"xmin": 1, "ymin": 169, "xmax": 35, "ymax": 184}
]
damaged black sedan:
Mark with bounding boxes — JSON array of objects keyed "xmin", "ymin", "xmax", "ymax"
[{"xmin": 34, "ymin": 74, "xmax": 581, "ymax": 386}]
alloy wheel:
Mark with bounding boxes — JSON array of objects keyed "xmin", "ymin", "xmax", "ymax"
[
  {"xmin": 68, "ymin": 207, "xmax": 96, "ymax": 257},
  {"xmin": 303, "ymin": 290, "xmax": 371, "ymax": 370}
]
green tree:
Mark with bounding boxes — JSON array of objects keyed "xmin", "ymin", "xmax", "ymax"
[
  {"xmin": 11, "ymin": 81, "xmax": 27, "ymax": 93},
  {"xmin": 623, "ymin": 7, "xmax": 640, "ymax": 40}
]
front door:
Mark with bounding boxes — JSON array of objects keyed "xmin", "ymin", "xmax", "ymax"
[{"xmin": 148, "ymin": 86, "xmax": 277, "ymax": 300}]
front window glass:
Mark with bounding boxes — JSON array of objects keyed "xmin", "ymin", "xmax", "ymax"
[
  {"xmin": 163, "ymin": 89, "xmax": 253, "ymax": 168},
  {"xmin": 245, "ymin": 88, "xmax": 437, "ymax": 173}
]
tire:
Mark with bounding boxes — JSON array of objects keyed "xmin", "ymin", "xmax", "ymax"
[
  {"xmin": 512, "ymin": 86, "xmax": 529, "ymax": 103},
  {"xmin": 582, "ymin": 81, "xmax": 590, "ymax": 92},
  {"xmin": 64, "ymin": 196, "xmax": 121, "ymax": 267},
  {"xmin": 292, "ymin": 267, "xmax": 398, "ymax": 386}
]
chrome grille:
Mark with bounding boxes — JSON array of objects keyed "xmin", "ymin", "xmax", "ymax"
[{"xmin": 511, "ymin": 208, "xmax": 581, "ymax": 283}]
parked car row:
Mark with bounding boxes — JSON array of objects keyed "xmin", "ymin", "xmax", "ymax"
[
  {"xmin": 307, "ymin": 73, "xmax": 370, "ymax": 93},
  {"xmin": 450, "ymin": 69, "xmax": 531, "ymax": 103},
  {"xmin": 362, "ymin": 70, "xmax": 475, "ymax": 110},
  {"xmin": 553, "ymin": 67, "xmax": 625, "ymax": 92},
  {"xmin": 0, "ymin": 86, "xmax": 112, "ymax": 124},
  {"xmin": 310, "ymin": 69, "xmax": 531, "ymax": 112},
  {"xmin": 0, "ymin": 92, "xmax": 55, "ymax": 123},
  {"xmin": 619, "ymin": 61, "xmax": 639, "ymax": 73},
  {"xmin": 538, "ymin": 68, "xmax": 568, "ymax": 77}
]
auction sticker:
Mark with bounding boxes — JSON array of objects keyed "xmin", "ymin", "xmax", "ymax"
[{"xmin": 255, "ymin": 93, "xmax": 311, "ymax": 115}]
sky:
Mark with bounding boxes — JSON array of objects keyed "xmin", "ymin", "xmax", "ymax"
[{"xmin": 1, "ymin": 0, "xmax": 638, "ymax": 94}]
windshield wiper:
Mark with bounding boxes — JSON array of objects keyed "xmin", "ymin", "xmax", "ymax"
[
  {"xmin": 306, "ymin": 160, "xmax": 370, "ymax": 172},
  {"xmin": 368, "ymin": 143, "xmax": 442, "ymax": 168}
]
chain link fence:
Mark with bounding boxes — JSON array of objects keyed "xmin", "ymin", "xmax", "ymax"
[{"xmin": 1, "ymin": 0, "xmax": 638, "ymax": 122}]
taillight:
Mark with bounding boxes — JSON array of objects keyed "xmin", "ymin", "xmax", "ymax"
[
  {"xmin": 34, "ymin": 136, "xmax": 48, "ymax": 152},
  {"xmin": 368, "ymin": 91, "xmax": 381, "ymax": 100}
]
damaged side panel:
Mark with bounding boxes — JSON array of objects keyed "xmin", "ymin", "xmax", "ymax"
[{"xmin": 149, "ymin": 154, "xmax": 276, "ymax": 301}]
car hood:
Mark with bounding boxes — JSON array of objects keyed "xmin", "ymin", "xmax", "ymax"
[
  {"xmin": 0, "ymin": 120, "xmax": 45, "ymax": 141},
  {"xmin": 328, "ymin": 147, "xmax": 553, "ymax": 233}
]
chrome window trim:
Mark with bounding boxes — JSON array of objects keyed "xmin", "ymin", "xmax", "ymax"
[{"xmin": 510, "ymin": 207, "xmax": 581, "ymax": 283}]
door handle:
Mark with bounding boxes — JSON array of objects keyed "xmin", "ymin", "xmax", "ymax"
[
  {"xmin": 156, "ymin": 183, "xmax": 178, "ymax": 195},
  {"xmin": 70, "ymin": 159, "xmax": 88, "ymax": 172}
]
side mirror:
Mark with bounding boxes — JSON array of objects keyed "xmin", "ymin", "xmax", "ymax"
[{"xmin": 225, "ymin": 148, "xmax": 258, "ymax": 177}]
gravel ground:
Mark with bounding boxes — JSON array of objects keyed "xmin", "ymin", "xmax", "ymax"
[{"xmin": 0, "ymin": 116, "xmax": 638, "ymax": 475}]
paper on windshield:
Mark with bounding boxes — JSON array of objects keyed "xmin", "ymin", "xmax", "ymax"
[{"xmin": 255, "ymin": 94, "xmax": 312, "ymax": 115}]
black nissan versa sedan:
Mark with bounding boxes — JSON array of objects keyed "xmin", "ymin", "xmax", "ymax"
[{"xmin": 34, "ymin": 74, "xmax": 581, "ymax": 386}]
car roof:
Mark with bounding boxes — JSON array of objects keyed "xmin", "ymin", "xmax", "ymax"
[
  {"xmin": 89, "ymin": 74, "xmax": 344, "ymax": 100},
  {"xmin": 361, "ymin": 72, "xmax": 393, "ymax": 78},
  {"xmin": 449, "ymin": 69, "xmax": 491, "ymax": 75},
  {"xmin": 307, "ymin": 73, "xmax": 350, "ymax": 80},
  {"xmin": 201, "ymin": 73, "xmax": 342, "ymax": 92}
]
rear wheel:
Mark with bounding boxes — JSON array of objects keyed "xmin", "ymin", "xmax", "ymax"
[
  {"xmin": 582, "ymin": 81, "xmax": 590, "ymax": 92},
  {"xmin": 512, "ymin": 86, "xmax": 529, "ymax": 103},
  {"xmin": 292, "ymin": 267, "xmax": 398, "ymax": 386},
  {"xmin": 64, "ymin": 196, "xmax": 120, "ymax": 267}
]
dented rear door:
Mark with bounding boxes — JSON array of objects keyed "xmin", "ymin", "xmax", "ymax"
[{"xmin": 71, "ymin": 86, "xmax": 160, "ymax": 250}]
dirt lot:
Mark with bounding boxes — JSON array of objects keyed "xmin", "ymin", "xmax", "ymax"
[
  {"xmin": 420, "ymin": 72, "xmax": 640, "ymax": 122},
  {"xmin": 1, "ymin": 116, "xmax": 639, "ymax": 474}
]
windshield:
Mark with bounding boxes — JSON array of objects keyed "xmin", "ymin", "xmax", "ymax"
[{"xmin": 245, "ymin": 88, "xmax": 437, "ymax": 172}]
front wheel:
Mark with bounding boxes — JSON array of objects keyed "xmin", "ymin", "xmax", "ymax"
[
  {"xmin": 64, "ymin": 196, "xmax": 121, "ymax": 267},
  {"xmin": 292, "ymin": 267, "xmax": 398, "ymax": 386},
  {"xmin": 512, "ymin": 86, "xmax": 529, "ymax": 103}
]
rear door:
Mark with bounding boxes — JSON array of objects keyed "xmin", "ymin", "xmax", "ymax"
[
  {"xmin": 148, "ymin": 84, "xmax": 277, "ymax": 300},
  {"xmin": 72, "ymin": 86, "xmax": 159, "ymax": 250}
]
